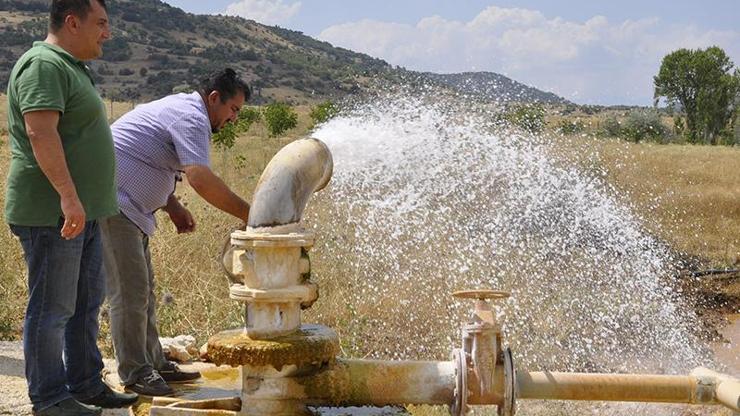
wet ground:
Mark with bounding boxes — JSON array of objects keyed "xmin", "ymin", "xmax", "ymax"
[{"xmin": 711, "ymin": 314, "xmax": 740, "ymax": 375}]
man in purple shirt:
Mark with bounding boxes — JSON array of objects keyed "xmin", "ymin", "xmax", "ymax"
[{"xmin": 100, "ymin": 68, "xmax": 251, "ymax": 396}]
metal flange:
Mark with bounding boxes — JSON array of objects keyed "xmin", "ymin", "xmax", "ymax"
[
  {"xmin": 498, "ymin": 347, "xmax": 517, "ymax": 416},
  {"xmin": 451, "ymin": 348, "xmax": 469, "ymax": 416}
]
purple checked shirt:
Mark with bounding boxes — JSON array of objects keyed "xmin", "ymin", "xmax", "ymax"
[{"xmin": 111, "ymin": 92, "xmax": 211, "ymax": 235}]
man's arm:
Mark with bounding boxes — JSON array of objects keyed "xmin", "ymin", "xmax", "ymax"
[
  {"xmin": 24, "ymin": 110, "xmax": 85, "ymax": 239},
  {"xmin": 182, "ymin": 165, "xmax": 250, "ymax": 222}
]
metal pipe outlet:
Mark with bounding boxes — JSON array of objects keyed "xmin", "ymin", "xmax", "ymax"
[{"xmin": 248, "ymin": 138, "xmax": 333, "ymax": 229}]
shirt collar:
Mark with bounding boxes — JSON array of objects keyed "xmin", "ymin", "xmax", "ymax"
[
  {"xmin": 33, "ymin": 41, "xmax": 85, "ymax": 67},
  {"xmin": 193, "ymin": 91, "xmax": 210, "ymax": 120}
]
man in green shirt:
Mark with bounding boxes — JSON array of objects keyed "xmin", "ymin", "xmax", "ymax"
[{"xmin": 4, "ymin": 1, "xmax": 138, "ymax": 415}]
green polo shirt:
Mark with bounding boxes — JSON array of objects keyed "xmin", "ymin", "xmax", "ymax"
[{"xmin": 4, "ymin": 41, "xmax": 117, "ymax": 226}]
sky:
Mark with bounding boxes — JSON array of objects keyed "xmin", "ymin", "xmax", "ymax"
[{"xmin": 163, "ymin": 0, "xmax": 740, "ymax": 106}]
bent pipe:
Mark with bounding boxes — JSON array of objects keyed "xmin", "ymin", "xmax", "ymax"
[{"xmin": 248, "ymin": 138, "xmax": 333, "ymax": 229}]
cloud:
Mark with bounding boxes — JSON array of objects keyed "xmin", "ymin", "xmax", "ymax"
[
  {"xmin": 224, "ymin": 0, "xmax": 301, "ymax": 26},
  {"xmin": 318, "ymin": 6, "xmax": 740, "ymax": 105}
]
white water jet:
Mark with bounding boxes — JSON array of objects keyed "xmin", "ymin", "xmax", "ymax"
[{"xmin": 302, "ymin": 86, "xmax": 714, "ymax": 415}]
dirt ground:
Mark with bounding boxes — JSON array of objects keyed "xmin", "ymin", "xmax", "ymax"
[{"xmin": 0, "ymin": 342, "xmax": 130, "ymax": 415}]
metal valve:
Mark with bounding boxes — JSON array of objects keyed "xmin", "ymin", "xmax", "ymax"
[{"xmin": 451, "ymin": 289, "xmax": 516, "ymax": 416}]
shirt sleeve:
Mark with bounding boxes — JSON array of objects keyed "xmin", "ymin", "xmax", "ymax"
[
  {"xmin": 166, "ymin": 116, "xmax": 211, "ymax": 168},
  {"xmin": 15, "ymin": 58, "xmax": 67, "ymax": 115}
]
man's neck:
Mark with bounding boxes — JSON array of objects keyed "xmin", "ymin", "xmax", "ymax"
[{"xmin": 45, "ymin": 33, "xmax": 83, "ymax": 60}]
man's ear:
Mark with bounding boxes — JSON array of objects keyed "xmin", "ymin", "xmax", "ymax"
[
  {"xmin": 64, "ymin": 14, "xmax": 80, "ymax": 34},
  {"xmin": 208, "ymin": 90, "xmax": 221, "ymax": 105}
]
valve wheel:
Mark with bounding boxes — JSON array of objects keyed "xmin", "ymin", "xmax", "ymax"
[{"xmin": 452, "ymin": 289, "xmax": 510, "ymax": 300}]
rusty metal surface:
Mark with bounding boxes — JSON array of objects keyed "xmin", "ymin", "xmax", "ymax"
[
  {"xmin": 207, "ymin": 325, "xmax": 338, "ymax": 369},
  {"xmin": 301, "ymin": 358, "xmax": 456, "ymax": 407},
  {"xmin": 517, "ymin": 371, "xmax": 697, "ymax": 403}
]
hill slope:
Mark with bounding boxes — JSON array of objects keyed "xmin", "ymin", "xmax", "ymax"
[
  {"xmin": 425, "ymin": 72, "xmax": 570, "ymax": 105},
  {"xmin": 0, "ymin": 0, "xmax": 567, "ymax": 105}
]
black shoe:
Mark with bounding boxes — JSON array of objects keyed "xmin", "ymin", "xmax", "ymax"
[
  {"xmin": 125, "ymin": 371, "xmax": 174, "ymax": 397},
  {"xmin": 158, "ymin": 361, "xmax": 201, "ymax": 384},
  {"xmin": 77, "ymin": 384, "xmax": 138, "ymax": 408},
  {"xmin": 34, "ymin": 398, "xmax": 102, "ymax": 416}
]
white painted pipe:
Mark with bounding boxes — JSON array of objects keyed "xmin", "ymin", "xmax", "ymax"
[
  {"xmin": 691, "ymin": 367, "xmax": 740, "ymax": 411},
  {"xmin": 248, "ymin": 138, "xmax": 333, "ymax": 229}
]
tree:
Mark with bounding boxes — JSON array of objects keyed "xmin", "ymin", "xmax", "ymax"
[
  {"xmin": 654, "ymin": 46, "xmax": 740, "ymax": 145},
  {"xmin": 212, "ymin": 107, "xmax": 262, "ymax": 149},
  {"xmin": 263, "ymin": 103, "xmax": 298, "ymax": 137}
]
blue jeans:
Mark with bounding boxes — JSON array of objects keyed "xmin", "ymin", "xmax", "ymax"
[{"xmin": 10, "ymin": 220, "xmax": 107, "ymax": 412}]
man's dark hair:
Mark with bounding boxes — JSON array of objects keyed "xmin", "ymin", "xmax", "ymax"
[
  {"xmin": 200, "ymin": 68, "xmax": 251, "ymax": 103},
  {"xmin": 50, "ymin": 0, "xmax": 107, "ymax": 32}
]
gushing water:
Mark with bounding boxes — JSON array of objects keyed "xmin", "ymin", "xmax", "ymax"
[{"xmin": 303, "ymin": 87, "xmax": 712, "ymax": 413}]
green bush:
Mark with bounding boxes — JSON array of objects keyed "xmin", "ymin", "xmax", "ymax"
[
  {"xmin": 212, "ymin": 107, "xmax": 262, "ymax": 149},
  {"xmin": 557, "ymin": 119, "xmax": 585, "ymax": 135},
  {"xmin": 309, "ymin": 100, "xmax": 339, "ymax": 126},
  {"xmin": 622, "ymin": 109, "xmax": 668, "ymax": 143},
  {"xmin": 506, "ymin": 104, "xmax": 545, "ymax": 133},
  {"xmin": 263, "ymin": 102, "xmax": 298, "ymax": 137},
  {"xmin": 598, "ymin": 116, "xmax": 623, "ymax": 138}
]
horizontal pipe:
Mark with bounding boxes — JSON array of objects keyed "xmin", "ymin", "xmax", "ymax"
[
  {"xmin": 302, "ymin": 359, "xmax": 456, "ymax": 406},
  {"xmin": 517, "ymin": 371, "xmax": 704, "ymax": 404}
]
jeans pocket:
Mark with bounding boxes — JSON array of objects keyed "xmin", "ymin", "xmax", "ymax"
[{"xmin": 9, "ymin": 224, "xmax": 34, "ymax": 260}]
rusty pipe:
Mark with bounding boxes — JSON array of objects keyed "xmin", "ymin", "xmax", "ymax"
[
  {"xmin": 516, "ymin": 371, "xmax": 717, "ymax": 405},
  {"xmin": 301, "ymin": 358, "xmax": 456, "ymax": 406},
  {"xmin": 248, "ymin": 138, "xmax": 333, "ymax": 229}
]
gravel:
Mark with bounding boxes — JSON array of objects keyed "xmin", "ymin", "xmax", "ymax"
[{"xmin": 0, "ymin": 341, "xmax": 129, "ymax": 415}]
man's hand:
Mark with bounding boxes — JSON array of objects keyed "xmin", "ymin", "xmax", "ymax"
[
  {"xmin": 167, "ymin": 205, "xmax": 195, "ymax": 234},
  {"xmin": 163, "ymin": 193, "xmax": 195, "ymax": 233},
  {"xmin": 60, "ymin": 194, "xmax": 86, "ymax": 239}
]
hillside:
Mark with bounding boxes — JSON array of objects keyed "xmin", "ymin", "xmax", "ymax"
[
  {"xmin": 425, "ymin": 71, "xmax": 570, "ymax": 105},
  {"xmin": 0, "ymin": 0, "xmax": 568, "ymax": 105}
]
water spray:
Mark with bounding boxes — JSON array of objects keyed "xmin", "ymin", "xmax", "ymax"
[{"xmin": 148, "ymin": 137, "xmax": 739, "ymax": 416}]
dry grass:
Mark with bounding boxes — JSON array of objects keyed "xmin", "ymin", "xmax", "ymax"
[{"xmin": 577, "ymin": 138, "xmax": 739, "ymax": 266}]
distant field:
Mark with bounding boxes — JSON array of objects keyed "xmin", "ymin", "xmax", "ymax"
[{"xmin": 553, "ymin": 135, "xmax": 740, "ymax": 266}]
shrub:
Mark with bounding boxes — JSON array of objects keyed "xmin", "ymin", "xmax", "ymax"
[
  {"xmin": 118, "ymin": 68, "xmax": 134, "ymax": 76},
  {"xmin": 598, "ymin": 116, "xmax": 622, "ymax": 138},
  {"xmin": 263, "ymin": 103, "xmax": 298, "ymax": 137},
  {"xmin": 309, "ymin": 100, "xmax": 339, "ymax": 126},
  {"xmin": 506, "ymin": 104, "xmax": 545, "ymax": 133},
  {"xmin": 622, "ymin": 109, "xmax": 668, "ymax": 143},
  {"xmin": 557, "ymin": 119, "xmax": 585, "ymax": 135}
]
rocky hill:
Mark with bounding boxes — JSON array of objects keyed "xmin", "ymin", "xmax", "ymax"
[
  {"xmin": 0, "ymin": 0, "xmax": 567, "ymax": 105},
  {"xmin": 424, "ymin": 72, "xmax": 570, "ymax": 105}
]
